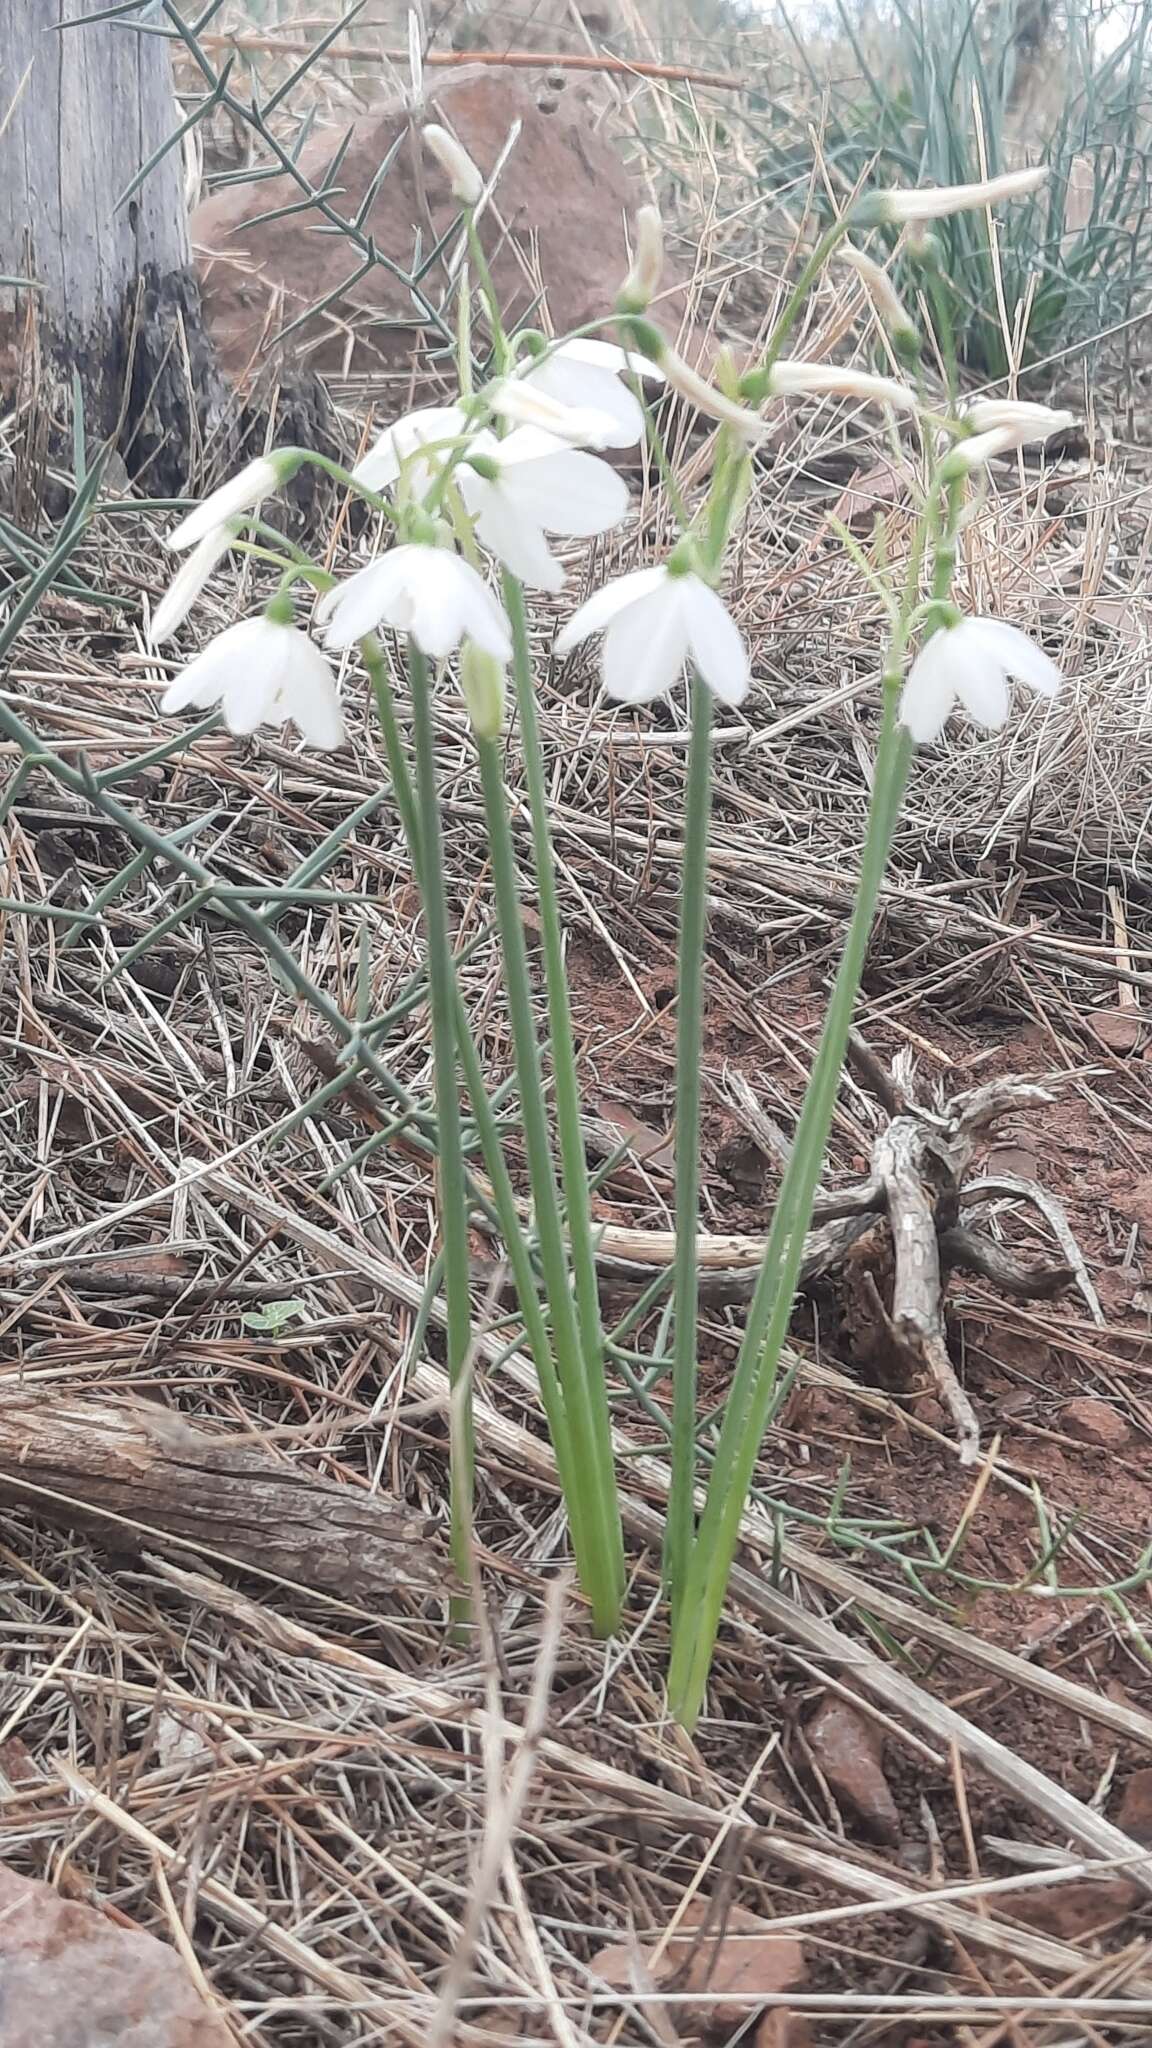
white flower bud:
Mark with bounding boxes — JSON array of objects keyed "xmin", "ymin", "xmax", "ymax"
[
  {"xmin": 459, "ymin": 640, "xmax": 506, "ymax": 740},
  {"xmin": 766, "ymin": 359, "xmax": 920, "ymax": 413},
  {"xmin": 166, "ymin": 456, "xmax": 284, "ymax": 553},
  {"xmin": 618, "ymin": 206, "xmax": 664, "ymax": 313},
  {"xmin": 872, "ymin": 166, "xmax": 1047, "ymax": 223},
  {"xmin": 940, "ymin": 425, "xmax": 1021, "ymax": 475},
  {"xmin": 961, "ymin": 398, "xmax": 1076, "ymax": 445},
  {"xmin": 658, "ymin": 345, "xmax": 764, "ymax": 442},
  {"xmin": 422, "ymin": 123, "xmax": 484, "ymax": 206},
  {"xmin": 840, "ymin": 244, "xmax": 919, "ymax": 353}
]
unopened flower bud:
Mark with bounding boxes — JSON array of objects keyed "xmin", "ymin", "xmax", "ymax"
[
  {"xmin": 656, "ymin": 342, "xmax": 763, "ymax": 442},
  {"xmin": 860, "ymin": 166, "xmax": 1047, "ymax": 226},
  {"xmin": 763, "ymin": 359, "xmax": 920, "ymax": 414},
  {"xmin": 460, "ymin": 640, "xmax": 506, "ymax": 740},
  {"xmin": 962, "ymin": 398, "xmax": 1076, "ymax": 444},
  {"xmin": 423, "ymin": 123, "xmax": 484, "ymax": 206},
  {"xmin": 617, "ymin": 206, "xmax": 664, "ymax": 314},
  {"xmin": 840, "ymin": 244, "xmax": 921, "ymax": 359},
  {"xmin": 940, "ymin": 425, "xmax": 1020, "ymax": 477}
]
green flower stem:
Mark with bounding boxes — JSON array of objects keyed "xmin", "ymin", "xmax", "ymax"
[
  {"xmin": 405, "ymin": 640, "xmax": 476, "ymax": 1611},
  {"xmin": 666, "ymin": 683, "xmax": 914, "ymax": 1729},
  {"xmin": 744, "ymin": 217, "xmax": 854, "ymax": 398},
  {"xmin": 363, "ymin": 642, "xmax": 604, "ymax": 1614},
  {"xmin": 476, "ymin": 736, "xmax": 622, "ymax": 1631},
  {"xmin": 505, "ymin": 573, "xmax": 625, "ymax": 1614},
  {"xmin": 666, "ymin": 677, "xmax": 714, "ymax": 1617}
]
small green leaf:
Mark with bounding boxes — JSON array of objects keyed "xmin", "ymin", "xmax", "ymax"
[{"xmin": 240, "ymin": 1298, "xmax": 307, "ymax": 1333}]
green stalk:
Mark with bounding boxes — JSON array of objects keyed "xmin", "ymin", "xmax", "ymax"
[
  {"xmin": 666, "ymin": 685, "xmax": 913, "ymax": 1728},
  {"xmin": 364, "ymin": 641, "xmax": 607, "ymax": 1620},
  {"xmin": 666, "ymin": 678, "xmax": 714, "ymax": 1616},
  {"xmin": 405, "ymin": 640, "xmax": 475, "ymax": 1613},
  {"xmin": 505, "ymin": 573, "xmax": 625, "ymax": 1611},
  {"xmin": 477, "ymin": 736, "xmax": 622, "ymax": 1632}
]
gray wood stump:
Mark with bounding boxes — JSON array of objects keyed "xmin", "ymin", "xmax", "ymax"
[{"xmin": 0, "ymin": 0, "xmax": 224, "ymax": 492}]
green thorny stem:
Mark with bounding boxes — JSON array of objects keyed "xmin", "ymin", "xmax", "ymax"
[
  {"xmin": 505, "ymin": 573, "xmax": 625, "ymax": 1623},
  {"xmin": 665, "ymin": 466, "xmax": 963, "ymax": 1729},
  {"xmin": 362, "ymin": 642, "xmax": 614, "ymax": 1629},
  {"xmin": 405, "ymin": 640, "xmax": 476, "ymax": 1621}
]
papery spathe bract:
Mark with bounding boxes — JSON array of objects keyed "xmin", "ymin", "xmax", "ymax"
[
  {"xmin": 555, "ymin": 565, "xmax": 750, "ymax": 707},
  {"xmin": 161, "ymin": 617, "xmax": 345, "ymax": 749},
  {"xmin": 459, "ymin": 428, "xmax": 629, "ymax": 593},
  {"xmin": 899, "ymin": 616, "xmax": 1061, "ymax": 743},
  {"xmin": 352, "ymin": 404, "xmax": 471, "ymax": 496},
  {"xmin": 318, "ymin": 543, "xmax": 512, "ymax": 662},
  {"xmin": 422, "ymin": 122, "xmax": 484, "ymax": 205},
  {"xmin": 871, "ymin": 166, "xmax": 1047, "ymax": 223},
  {"xmin": 618, "ymin": 204, "xmax": 664, "ymax": 313},
  {"xmin": 167, "ymin": 455, "xmax": 289, "ymax": 552},
  {"xmin": 517, "ymin": 338, "xmax": 665, "ymax": 451},
  {"xmin": 459, "ymin": 640, "xmax": 506, "ymax": 741},
  {"xmin": 149, "ymin": 523, "xmax": 237, "ymax": 643}
]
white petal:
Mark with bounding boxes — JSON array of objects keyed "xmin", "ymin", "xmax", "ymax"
[
  {"xmin": 526, "ymin": 357, "xmax": 646, "ymax": 448},
  {"xmin": 555, "ymin": 338, "xmax": 665, "ymax": 383},
  {"xmin": 679, "ymin": 577, "xmax": 750, "ymax": 706},
  {"xmin": 962, "ymin": 618, "xmax": 1061, "ymax": 697},
  {"xmin": 320, "ymin": 558, "xmax": 404, "ymax": 649},
  {"xmin": 444, "ymin": 560, "xmax": 514, "ymax": 661},
  {"xmin": 602, "ymin": 588, "xmax": 691, "ymax": 704},
  {"xmin": 160, "ymin": 618, "xmax": 265, "ymax": 714},
  {"xmin": 150, "ymin": 525, "xmax": 234, "ymax": 643},
  {"xmin": 274, "ymin": 649, "xmax": 346, "ymax": 750},
  {"xmin": 954, "ymin": 657, "xmax": 1010, "ymax": 730},
  {"xmin": 501, "ymin": 448, "xmax": 629, "ymax": 538},
  {"xmin": 472, "ymin": 489, "xmax": 566, "ymax": 593},
  {"xmin": 899, "ymin": 637, "xmax": 960, "ymax": 743},
  {"xmin": 167, "ymin": 458, "xmax": 280, "ymax": 551},
  {"xmin": 553, "ymin": 566, "xmax": 668, "ymax": 654},
  {"xmin": 352, "ymin": 405, "xmax": 469, "ymax": 492},
  {"xmin": 487, "ymin": 378, "xmax": 617, "ymax": 448},
  {"xmin": 220, "ymin": 631, "xmax": 290, "ymax": 735}
]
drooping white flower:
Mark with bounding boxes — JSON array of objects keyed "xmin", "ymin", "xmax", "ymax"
[
  {"xmin": 658, "ymin": 344, "xmax": 764, "ymax": 442},
  {"xmin": 961, "ymin": 398, "xmax": 1076, "ymax": 444},
  {"xmin": 941, "ymin": 425, "xmax": 1023, "ymax": 473},
  {"xmin": 352, "ymin": 404, "xmax": 471, "ymax": 497},
  {"xmin": 767, "ymin": 359, "xmax": 920, "ymax": 413},
  {"xmin": 516, "ymin": 338, "xmax": 666, "ymax": 450},
  {"xmin": 149, "ymin": 523, "xmax": 237, "ymax": 643},
  {"xmin": 317, "ymin": 543, "xmax": 512, "ymax": 661},
  {"xmin": 459, "ymin": 428, "xmax": 629, "ymax": 593},
  {"xmin": 871, "ymin": 166, "xmax": 1047, "ymax": 223},
  {"xmin": 167, "ymin": 456, "xmax": 285, "ymax": 552},
  {"xmin": 839, "ymin": 246, "xmax": 919, "ymax": 353},
  {"xmin": 555, "ymin": 565, "xmax": 750, "ymax": 706},
  {"xmin": 422, "ymin": 122, "xmax": 484, "ymax": 205},
  {"xmin": 899, "ymin": 617, "xmax": 1061, "ymax": 743},
  {"xmin": 486, "ymin": 376, "xmax": 620, "ymax": 449},
  {"xmin": 161, "ymin": 618, "xmax": 345, "ymax": 749}
]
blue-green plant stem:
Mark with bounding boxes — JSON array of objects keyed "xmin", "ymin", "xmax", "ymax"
[
  {"xmin": 476, "ymin": 736, "xmax": 622, "ymax": 1632},
  {"xmin": 666, "ymin": 678, "xmax": 714, "ymax": 1617},
  {"xmin": 666, "ymin": 684, "xmax": 914, "ymax": 1728},
  {"xmin": 505, "ymin": 573, "xmax": 625, "ymax": 1612},
  {"xmin": 363, "ymin": 642, "xmax": 607, "ymax": 1615},
  {"xmin": 405, "ymin": 640, "xmax": 475, "ymax": 1609}
]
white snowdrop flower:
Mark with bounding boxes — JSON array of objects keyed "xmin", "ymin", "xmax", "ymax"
[
  {"xmin": 161, "ymin": 618, "xmax": 345, "ymax": 749},
  {"xmin": 941, "ymin": 425, "xmax": 1023, "ymax": 474},
  {"xmin": 618, "ymin": 204, "xmax": 665, "ymax": 312},
  {"xmin": 459, "ymin": 427, "xmax": 629, "ymax": 593},
  {"xmin": 961, "ymin": 398, "xmax": 1076, "ymax": 445},
  {"xmin": 872, "ymin": 166, "xmax": 1047, "ymax": 223},
  {"xmin": 352, "ymin": 404, "xmax": 471, "ymax": 498},
  {"xmin": 767, "ymin": 359, "xmax": 919, "ymax": 413},
  {"xmin": 517, "ymin": 338, "xmax": 665, "ymax": 451},
  {"xmin": 839, "ymin": 245, "xmax": 919, "ymax": 353},
  {"xmin": 900, "ymin": 617, "xmax": 1061, "ymax": 743},
  {"xmin": 422, "ymin": 123, "xmax": 484, "ymax": 205},
  {"xmin": 149, "ymin": 524, "xmax": 236, "ymax": 644},
  {"xmin": 486, "ymin": 376, "xmax": 620, "ymax": 449},
  {"xmin": 317, "ymin": 543, "xmax": 512, "ymax": 661},
  {"xmin": 555, "ymin": 565, "xmax": 750, "ymax": 707},
  {"xmin": 166, "ymin": 456, "xmax": 286, "ymax": 552}
]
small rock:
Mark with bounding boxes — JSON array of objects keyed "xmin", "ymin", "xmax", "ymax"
[
  {"xmin": 1060, "ymin": 1397, "xmax": 1131, "ymax": 1449},
  {"xmin": 755, "ymin": 2012, "xmax": 814, "ymax": 2048},
  {"xmin": 1002, "ymin": 1875, "xmax": 1142, "ymax": 1940},
  {"xmin": 1118, "ymin": 1767, "xmax": 1152, "ymax": 1845},
  {"xmin": 591, "ymin": 1900, "xmax": 807, "ymax": 2029},
  {"xmin": 0, "ymin": 1863, "xmax": 234, "ymax": 2048},
  {"xmin": 806, "ymin": 1696, "xmax": 901, "ymax": 1843}
]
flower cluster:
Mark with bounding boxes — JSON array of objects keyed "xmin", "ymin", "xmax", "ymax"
[{"xmin": 149, "ymin": 144, "xmax": 1067, "ymax": 753}]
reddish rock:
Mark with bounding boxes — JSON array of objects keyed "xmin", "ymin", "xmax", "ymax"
[
  {"xmin": 193, "ymin": 73, "xmax": 697, "ymax": 385},
  {"xmin": 1118, "ymin": 1767, "xmax": 1152, "ymax": 1845},
  {"xmin": 591, "ymin": 1900, "xmax": 807, "ymax": 2029},
  {"xmin": 806, "ymin": 1695, "xmax": 901, "ymax": 1843},
  {"xmin": 1002, "ymin": 1874, "xmax": 1142, "ymax": 1940},
  {"xmin": 0, "ymin": 1863, "xmax": 233, "ymax": 2047},
  {"xmin": 1060, "ymin": 1397, "xmax": 1131, "ymax": 1449}
]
